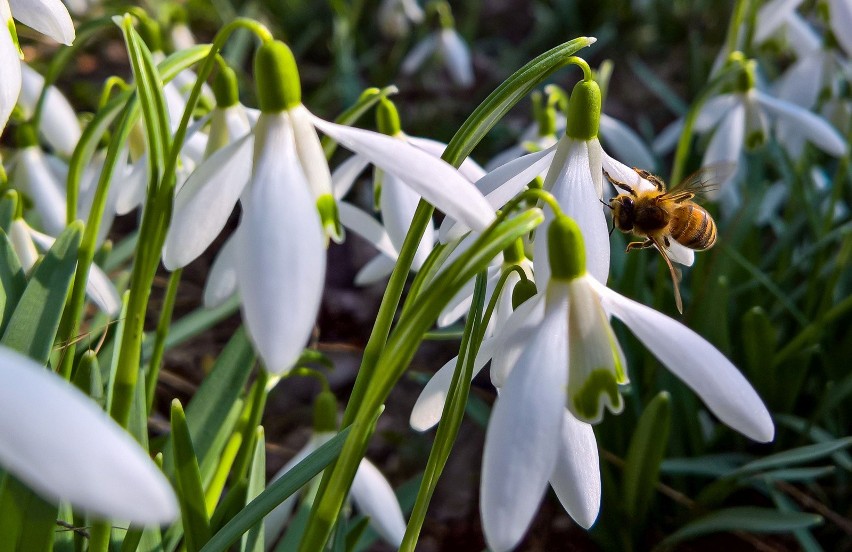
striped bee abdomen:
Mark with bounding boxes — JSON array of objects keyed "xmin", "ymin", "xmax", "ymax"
[{"xmin": 669, "ymin": 203, "xmax": 717, "ymax": 250}]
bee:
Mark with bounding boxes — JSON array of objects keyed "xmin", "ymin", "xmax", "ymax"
[{"xmin": 604, "ymin": 166, "xmax": 725, "ymax": 314}]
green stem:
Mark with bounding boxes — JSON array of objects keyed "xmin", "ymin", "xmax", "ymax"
[{"xmin": 146, "ymin": 268, "xmax": 182, "ymax": 414}]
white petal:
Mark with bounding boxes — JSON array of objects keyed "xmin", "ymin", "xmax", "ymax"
[
  {"xmin": 439, "ymin": 145, "xmax": 556, "ymax": 242},
  {"xmin": 783, "ymin": 11, "xmax": 821, "ymax": 54},
  {"xmin": 351, "ymin": 459, "xmax": 407, "ymax": 546},
  {"xmin": 85, "ymin": 262, "xmax": 121, "ymax": 316},
  {"xmin": 10, "ymin": 219, "xmax": 39, "ymax": 271},
  {"xmin": 592, "ymin": 278, "xmax": 775, "ymax": 442},
  {"xmin": 331, "ymin": 155, "xmax": 370, "ymax": 200},
  {"xmin": 0, "ymin": 28, "xmax": 21, "ymax": 135},
  {"xmin": 702, "ymin": 101, "xmax": 744, "ymax": 199},
  {"xmin": 18, "ymin": 62, "xmax": 80, "ymax": 157},
  {"xmin": 380, "ymin": 172, "xmax": 434, "ymax": 270},
  {"xmin": 481, "ymin": 293, "xmax": 568, "ymax": 552},
  {"xmin": 773, "ymin": 51, "xmax": 824, "ymax": 109},
  {"xmin": 829, "ymin": 0, "xmax": 852, "ymax": 57},
  {"xmin": 9, "ymin": 0, "xmax": 74, "ymax": 45},
  {"xmin": 354, "ymin": 254, "xmax": 396, "ymax": 286},
  {"xmin": 0, "ymin": 346, "xmax": 177, "ymax": 523},
  {"xmin": 599, "ymin": 114, "xmax": 655, "ymax": 170},
  {"xmin": 601, "ymin": 150, "xmax": 655, "ymax": 194},
  {"xmin": 236, "ymin": 114, "xmax": 326, "ymax": 374},
  {"xmin": 755, "ymin": 91, "xmax": 846, "ymax": 157},
  {"xmin": 410, "ymin": 336, "xmax": 496, "ymax": 432},
  {"xmin": 114, "ymin": 155, "xmax": 147, "ymax": 215},
  {"xmin": 536, "ymin": 138, "xmax": 610, "ymax": 284},
  {"xmin": 264, "ymin": 439, "xmax": 318, "ymax": 546},
  {"xmin": 406, "ymin": 135, "xmax": 487, "ymax": 183},
  {"xmin": 549, "ymin": 411, "xmax": 601, "ymax": 529},
  {"xmin": 162, "ymin": 134, "xmax": 252, "ymax": 270},
  {"xmin": 203, "ymin": 234, "xmax": 238, "ymax": 308},
  {"xmin": 754, "ymin": 0, "xmax": 804, "ymax": 43},
  {"xmin": 490, "ymin": 293, "xmax": 545, "ymax": 389},
  {"xmin": 401, "ymin": 34, "xmax": 438, "ymax": 75},
  {"xmin": 312, "ymin": 116, "xmax": 495, "ymax": 232},
  {"xmin": 290, "ymin": 104, "xmax": 333, "ymax": 199},
  {"xmin": 652, "ymin": 94, "xmax": 738, "ymax": 154},
  {"xmin": 338, "ymin": 201, "xmax": 398, "ymax": 259},
  {"xmin": 438, "ymin": 28, "xmax": 474, "ymax": 87},
  {"xmin": 203, "ymin": 105, "xmax": 252, "ymax": 159},
  {"xmin": 14, "ymin": 147, "xmax": 67, "ymax": 235}
]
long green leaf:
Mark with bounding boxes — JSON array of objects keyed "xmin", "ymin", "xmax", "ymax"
[
  {"xmin": 1, "ymin": 222, "xmax": 82, "ymax": 362},
  {"xmin": 656, "ymin": 507, "xmax": 822, "ymax": 550},
  {"xmin": 241, "ymin": 427, "xmax": 266, "ymax": 552},
  {"xmin": 733, "ymin": 437, "xmax": 852, "ymax": 477},
  {"xmin": 200, "ymin": 427, "xmax": 351, "ymax": 552},
  {"xmin": 623, "ymin": 392, "xmax": 671, "ymax": 525},
  {"xmin": 0, "ymin": 227, "xmax": 27, "ymax": 334},
  {"xmin": 171, "ymin": 399, "xmax": 212, "ymax": 551}
]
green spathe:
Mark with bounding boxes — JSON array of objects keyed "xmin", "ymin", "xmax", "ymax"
[
  {"xmin": 376, "ymin": 98, "xmax": 402, "ymax": 136},
  {"xmin": 313, "ymin": 391, "xmax": 338, "ymax": 433},
  {"xmin": 571, "ymin": 368, "xmax": 622, "ymax": 421},
  {"xmin": 565, "ymin": 80, "xmax": 601, "ymax": 141},
  {"xmin": 548, "ymin": 216, "xmax": 586, "ymax": 281},
  {"xmin": 213, "ymin": 65, "xmax": 240, "ymax": 108},
  {"xmin": 511, "ymin": 279, "xmax": 537, "ymax": 310},
  {"xmin": 254, "ymin": 40, "xmax": 302, "ymax": 113}
]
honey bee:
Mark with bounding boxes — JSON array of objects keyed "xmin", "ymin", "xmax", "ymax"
[{"xmin": 604, "ymin": 166, "xmax": 725, "ymax": 314}]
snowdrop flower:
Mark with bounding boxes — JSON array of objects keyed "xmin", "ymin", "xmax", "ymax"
[
  {"xmin": 378, "ymin": 0, "xmax": 424, "ymax": 39},
  {"xmin": 264, "ymin": 391, "xmax": 406, "ymax": 549},
  {"xmin": 480, "ymin": 216, "xmax": 774, "ymax": 551},
  {"xmin": 17, "ymin": 62, "xmax": 81, "ymax": 158},
  {"xmin": 0, "ymin": 345, "xmax": 177, "ymax": 523},
  {"xmin": 753, "ymin": 0, "xmax": 821, "ymax": 55},
  {"xmin": 8, "ymin": 124, "xmax": 68, "ymax": 235},
  {"xmin": 0, "ymin": 0, "xmax": 74, "ymax": 132},
  {"xmin": 401, "ymin": 2, "xmax": 473, "ymax": 87},
  {"xmin": 654, "ymin": 58, "xmax": 845, "ymax": 204},
  {"xmin": 9, "ymin": 215, "xmax": 120, "ymax": 315}
]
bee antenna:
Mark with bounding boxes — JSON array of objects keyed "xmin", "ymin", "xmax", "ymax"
[{"xmin": 599, "ymin": 198, "xmax": 612, "ymax": 210}]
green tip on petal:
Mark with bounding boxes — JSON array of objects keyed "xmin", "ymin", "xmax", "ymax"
[
  {"xmin": 511, "ymin": 279, "xmax": 538, "ymax": 310},
  {"xmin": 548, "ymin": 215, "xmax": 586, "ymax": 281},
  {"xmin": 746, "ymin": 130, "xmax": 765, "ymax": 149},
  {"xmin": 317, "ymin": 194, "xmax": 344, "ymax": 243},
  {"xmin": 571, "ymin": 369, "xmax": 622, "ymax": 422},
  {"xmin": 254, "ymin": 40, "xmax": 302, "ymax": 113},
  {"xmin": 313, "ymin": 391, "xmax": 338, "ymax": 433},
  {"xmin": 213, "ymin": 65, "xmax": 240, "ymax": 108},
  {"xmin": 14, "ymin": 124, "xmax": 38, "ymax": 148},
  {"xmin": 565, "ymin": 79, "xmax": 601, "ymax": 140},
  {"xmin": 376, "ymin": 98, "xmax": 402, "ymax": 136}
]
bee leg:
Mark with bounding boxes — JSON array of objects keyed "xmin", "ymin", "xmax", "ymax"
[
  {"xmin": 604, "ymin": 170, "xmax": 637, "ymax": 197},
  {"xmin": 635, "ymin": 169, "xmax": 666, "ymax": 192},
  {"xmin": 625, "ymin": 239, "xmax": 654, "ymax": 252},
  {"xmin": 664, "ymin": 236, "xmax": 671, "ymax": 247}
]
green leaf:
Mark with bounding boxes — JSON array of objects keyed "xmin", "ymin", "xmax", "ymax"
[
  {"xmin": 757, "ymin": 466, "xmax": 835, "ymax": 482},
  {"xmin": 0, "ymin": 227, "xmax": 27, "ymax": 334},
  {"xmin": 241, "ymin": 427, "xmax": 266, "ymax": 552},
  {"xmin": 72, "ymin": 350, "xmax": 104, "ymax": 408},
  {"xmin": 733, "ymin": 437, "xmax": 852, "ymax": 477},
  {"xmin": 660, "ymin": 453, "xmax": 750, "ymax": 478},
  {"xmin": 622, "ymin": 391, "xmax": 671, "ymax": 525},
  {"xmin": 0, "ymin": 476, "xmax": 56, "ymax": 552},
  {"xmin": 200, "ymin": 428, "xmax": 351, "ymax": 552},
  {"xmin": 0, "ymin": 192, "xmax": 16, "ymax": 231},
  {"xmin": 171, "ymin": 399, "xmax": 212, "ymax": 551},
  {"xmin": 657, "ymin": 507, "xmax": 822, "ymax": 550},
  {"xmin": 1, "ymin": 222, "xmax": 82, "ymax": 361}
]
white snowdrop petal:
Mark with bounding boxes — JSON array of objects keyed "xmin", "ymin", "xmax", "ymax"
[
  {"xmin": 406, "ymin": 135, "xmax": 486, "ymax": 182},
  {"xmin": 593, "ymin": 279, "xmax": 774, "ymax": 442},
  {"xmin": 601, "ymin": 151, "xmax": 656, "ymax": 194},
  {"xmin": 351, "ymin": 459, "xmax": 407, "ymax": 546},
  {"xmin": 85, "ymin": 263, "xmax": 121, "ymax": 316},
  {"xmin": 652, "ymin": 94, "xmax": 738, "ymax": 154},
  {"xmin": 664, "ymin": 241, "xmax": 695, "ymax": 267},
  {"xmin": 114, "ymin": 155, "xmax": 148, "ymax": 215},
  {"xmin": 439, "ymin": 28, "xmax": 474, "ymax": 87},
  {"xmin": 263, "ymin": 439, "xmax": 318, "ymax": 547},
  {"xmin": 354, "ymin": 254, "xmax": 396, "ymax": 286},
  {"xmin": 0, "ymin": 346, "xmax": 178, "ymax": 523},
  {"xmin": 599, "ymin": 115, "xmax": 655, "ymax": 170},
  {"xmin": 410, "ymin": 337, "xmax": 497, "ymax": 431},
  {"xmin": 481, "ymin": 295, "xmax": 568, "ymax": 552},
  {"xmin": 756, "ymin": 91, "xmax": 846, "ymax": 157},
  {"xmin": 163, "ymin": 135, "xmax": 252, "ymax": 270},
  {"xmin": 490, "ymin": 293, "xmax": 545, "ymax": 389},
  {"xmin": 312, "ymin": 116, "xmax": 495, "ymax": 232},
  {"xmin": 9, "ymin": 0, "xmax": 75, "ymax": 45},
  {"xmin": 10, "ymin": 220, "xmax": 39, "ymax": 271},
  {"xmin": 439, "ymin": 145, "xmax": 556, "ymax": 243},
  {"xmin": 829, "ymin": 0, "xmax": 852, "ymax": 57},
  {"xmin": 237, "ymin": 114, "xmax": 326, "ymax": 374},
  {"xmin": 0, "ymin": 28, "xmax": 21, "ymax": 133},
  {"xmin": 15, "ymin": 147, "xmax": 68, "ymax": 235},
  {"xmin": 380, "ymin": 172, "xmax": 434, "ymax": 270},
  {"xmin": 331, "ymin": 155, "xmax": 370, "ymax": 200},
  {"xmin": 203, "ymin": 234, "xmax": 238, "ymax": 309},
  {"xmin": 774, "ymin": 52, "xmax": 824, "ymax": 109},
  {"xmin": 290, "ymin": 104, "xmax": 333, "ymax": 198},
  {"xmin": 549, "ymin": 411, "xmax": 601, "ymax": 529},
  {"xmin": 338, "ymin": 201, "xmax": 398, "ymax": 259},
  {"xmin": 19, "ymin": 62, "xmax": 80, "ymax": 157},
  {"xmin": 702, "ymin": 102, "xmax": 745, "ymax": 199},
  {"xmin": 783, "ymin": 11, "xmax": 821, "ymax": 54},
  {"xmin": 401, "ymin": 34, "xmax": 438, "ymax": 75},
  {"xmin": 754, "ymin": 0, "xmax": 804, "ymax": 43}
]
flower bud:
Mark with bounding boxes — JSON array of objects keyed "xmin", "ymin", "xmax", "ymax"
[
  {"xmin": 547, "ymin": 215, "xmax": 586, "ymax": 281},
  {"xmin": 376, "ymin": 98, "xmax": 402, "ymax": 136},
  {"xmin": 254, "ymin": 40, "xmax": 302, "ymax": 113},
  {"xmin": 502, "ymin": 238, "xmax": 525, "ymax": 265},
  {"xmin": 213, "ymin": 65, "xmax": 240, "ymax": 108},
  {"xmin": 313, "ymin": 390, "xmax": 338, "ymax": 433},
  {"xmin": 511, "ymin": 279, "xmax": 537, "ymax": 310},
  {"xmin": 565, "ymin": 79, "xmax": 601, "ymax": 141}
]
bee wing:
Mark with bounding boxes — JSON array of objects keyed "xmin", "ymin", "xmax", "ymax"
[
  {"xmin": 651, "ymin": 236, "xmax": 684, "ymax": 314},
  {"xmin": 666, "ymin": 162, "xmax": 736, "ymax": 200}
]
